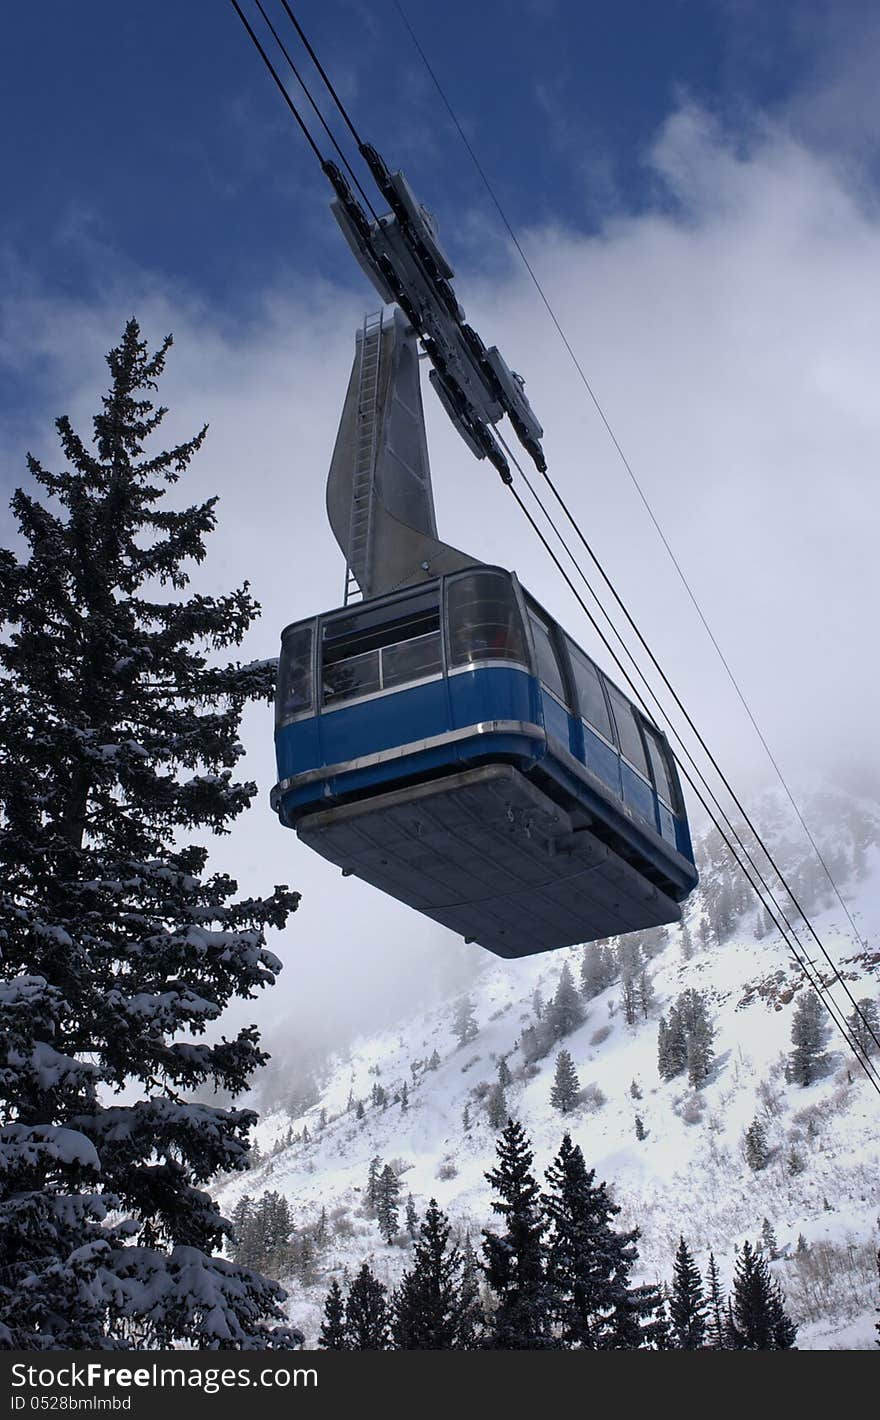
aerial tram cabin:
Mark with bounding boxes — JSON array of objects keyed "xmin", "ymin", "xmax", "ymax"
[
  {"xmin": 265, "ymin": 144, "xmax": 698, "ymax": 958},
  {"xmin": 272, "ymin": 565, "xmax": 697, "ymax": 958}
]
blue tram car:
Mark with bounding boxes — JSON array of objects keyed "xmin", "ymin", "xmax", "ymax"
[{"xmin": 272, "ymin": 565, "xmax": 698, "ymax": 959}]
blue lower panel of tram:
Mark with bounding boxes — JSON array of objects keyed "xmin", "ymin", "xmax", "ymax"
[{"xmin": 272, "ymin": 568, "xmax": 698, "ymax": 959}]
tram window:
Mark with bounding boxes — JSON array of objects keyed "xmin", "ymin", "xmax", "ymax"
[
  {"xmin": 526, "ymin": 608, "xmax": 568, "ymax": 704},
  {"xmin": 606, "ymin": 683, "xmax": 651, "ymax": 777},
  {"xmin": 275, "ymin": 624, "xmax": 313, "ymax": 726},
  {"xmin": 323, "ymin": 647, "xmax": 381, "ymax": 705},
  {"xmin": 567, "ymin": 641, "xmax": 615, "ymax": 742},
  {"xmin": 447, "ymin": 571, "xmax": 528, "ymax": 667},
  {"xmin": 322, "ymin": 590, "xmax": 442, "ymax": 707},
  {"xmin": 382, "ymin": 630, "xmax": 442, "ymax": 689},
  {"xmin": 643, "ymin": 726, "xmax": 677, "ymax": 808}
]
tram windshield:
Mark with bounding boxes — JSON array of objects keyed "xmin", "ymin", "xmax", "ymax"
[
  {"xmin": 447, "ymin": 570, "xmax": 528, "ymax": 668},
  {"xmin": 275, "ymin": 624, "xmax": 313, "ymax": 726}
]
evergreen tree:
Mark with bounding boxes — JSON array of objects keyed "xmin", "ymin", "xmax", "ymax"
[
  {"xmin": 0, "ymin": 322, "xmax": 299, "ymax": 1349},
  {"xmin": 634, "ymin": 1114, "xmax": 646, "ymax": 1141},
  {"xmin": 452, "ymin": 996, "xmax": 478, "ymax": 1047},
  {"xmin": 760, "ymin": 1218, "xmax": 779, "ymax": 1260},
  {"xmin": 392, "ymin": 1199, "xmax": 471, "ymax": 1349},
  {"xmin": 669, "ymin": 1236, "xmax": 707, "ymax": 1349},
  {"xmin": 744, "ymin": 1118, "xmax": 771, "ymax": 1171},
  {"xmin": 318, "ymin": 1278, "xmax": 347, "ymax": 1349},
  {"xmin": 549, "ymin": 1049, "xmax": 580, "ymax": 1114},
  {"xmin": 458, "ymin": 1234, "xmax": 485, "ymax": 1349},
  {"xmin": 399, "ymin": 1081, "xmax": 409, "ymax": 1111},
  {"xmin": 620, "ymin": 973, "xmax": 638, "ymax": 1027},
  {"xmin": 658, "ymin": 991, "xmax": 713, "ymax": 1085},
  {"xmin": 486, "ymin": 1081, "xmax": 507, "ymax": 1130},
  {"xmin": 345, "ymin": 1263, "xmax": 391, "ymax": 1349},
  {"xmin": 365, "ymin": 1156, "xmax": 383, "ymax": 1215},
  {"xmin": 462, "ymin": 1103, "xmax": 471, "ymax": 1132},
  {"xmin": 657, "ymin": 1007, "xmax": 687, "ymax": 1080},
  {"xmin": 729, "ymin": 1241, "xmax": 797, "ymax": 1349},
  {"xmin": 788, "ymin": 990, "xmax": 829, "ymax": 1085},
  {"xmin": 230, "ymin": 1195, "xmax": 259, "ymax": 1270},
  {"xmin": 580, "ymin": 942, "xmax": 615, "ymax": 999},
  {"xmin": 519, "ymin": 1024, "xmax": 543, "ymax": 1065},
  {"xmin": 548, "ymin": 963, "xmax": 585, "ymax": 1039},
  {"xmin": 482, "ymin": 1120, "xmax": 553, "ymax": 1349},
  {"xmin": 679, "ymin": 988, "xmax": 715, "ymax": 1087},
  {"xmin": 847, "ymin": 997, "xmax": 879, "ymax": 1057},
  {"xmin": 497, "ymin": 1057, "xmax": 512, "ymax": 1089},
  {"xmin": 543, "ymin": 1133, "xmax": 651, "ymax": 1348},
  {"xmin": 377, "ymin": 1164, "xmax": 401, "ymax": 1243},
  {"xmin": 636, "ymin": 968, "xmax": 655, "ymax": 1020},
  {"xmin": 616, "ymin": 938, "xmax": 642, "ymax": 981},
  {"xmin": 428, "ymin": 1049, "xmax": 441, "ymax": 1071},
  {"xmin": 405, "ymin": 1194, "xmax": 419, "ymax": 1240},
  {"xmin": 680, "ymin": 919, "xmax": 693, "ymax": 960},
  {"xmin": 705, "ymin": 1252, "xmax": 726, "ymax": 1349},
  {"xmin": 255, "ymin": 1190, "xmax": 292, "ymax": 1273},
  {"xmin": 355, "ymin": 1099, "xmax": 365, "ymax": 1120}
]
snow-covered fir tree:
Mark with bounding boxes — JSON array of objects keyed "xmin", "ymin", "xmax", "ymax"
[
  {"xmin": 547, "ymin": 963, "xmax": 585, "ymax": 1040},
  {"xmin": 486, "ymin": 1081, "xmax": 507, "ymax": 1130},
  {"xmin": 542, "ymin": 1132, "xmax": 664, "ymax": 1348},
  {"xmin": 344, "ymin": 1263, "xmax": 391, "ymax": 1349},
  {"xmin": 657, "ymin": 989, "xmax": 714, "ymax": 1086},
  {"xmin": 318, "ymin": 1278, "xmax": 347, "ymax": 1349},
  {"xmin": 0, "ymin": 322, "xmax": 300, "ymax": 1349},
  {"xmin": 847, "ymin": 998, "xmax": 880, "ymax": 1057},
  {"xmin": 365, "ymin": 1155, "xmax": 383, "ymax": 1215},
  {"xmin": 580, "ymin": 941, "xmax": 616, "ymax": 999},
  {"xmin": 728, "ymin": 1240, "xmax": 797, "ymax": 1349},
  {"xmin": 405, "ymin": 1193, "xmax": 418, "ymax": 1240},
  {"xmin": 744, "ymin": 1118, "xmax": 771, "ymax": 1171},
  {"xmin": 705, "ymin": 1252, "xmax": 726, "ymax": 1349},
  {"xmin": 392, "ymin": 1199, "xmax": 473, "ymax": 1349},
  {"xmin": 482, "ymin": 1119, "xmax": 553, "ymax": 1349},
  {"xmin": 787, "ymin": 990, "xmax": 829, "ymax": 1085},
  {"xmin": 451, "ymin": 995, "xmax": 479, "ymax": 1047},
  {"xmin": 376, "ymin": 1163, "xmax": 401, "ymax": 1243},
  {"xmin": 549, "ymin": 1049, "xmax": 580, "ymax": 1114},
  {"xmin": 669, "ymin": 1236, "xmax": 707, "ymax": 1348}
]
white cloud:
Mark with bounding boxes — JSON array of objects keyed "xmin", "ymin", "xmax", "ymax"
[{"xmin": 2, "ymin": 102, "xmax": 878, "ymax": 1049}]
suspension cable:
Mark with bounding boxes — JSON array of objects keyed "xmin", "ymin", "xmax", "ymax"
[
  {"xmin": 274, "ymin": 0, "xmax": 367, "ymax": 151},
  {"xmin": 248, "ymin": 0, "xmax": 379, "ymax": 218},
  {"xmin": 501, "ymin": 460, "xmax": 880, "ymax": 1090},
  {"xmin": 392, "ymin": 0, "xmax": 867, "ymax": 958},
  {"xmin": 497, "ymin": 433, "xmax": 880, "ymax": 1060},
  {"xmin": 497, "ymin": 431, "xmax": 880, "ymax": 1066},
  {"xmin": 228, "ymin": 0, "xmax": 327, "ymax": 165}
]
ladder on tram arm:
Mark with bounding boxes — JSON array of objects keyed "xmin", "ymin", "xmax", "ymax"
[{"xmin": 343, "ymin": 311, "xmax": 384, "ymax": 605}]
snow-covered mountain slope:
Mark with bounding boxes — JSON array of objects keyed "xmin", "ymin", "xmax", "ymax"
[{"xmin": 217, "ymin": 795, "xmax": 880, "ymax": 1349}]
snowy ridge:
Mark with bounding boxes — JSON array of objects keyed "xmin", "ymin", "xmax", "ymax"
[{"xmin": 218, "ymin": 806, "xmax": 880, "ymax": 1349}]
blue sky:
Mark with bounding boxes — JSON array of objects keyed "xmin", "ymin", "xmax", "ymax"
[
  {"xmin": 3, "ymin": 1, "xmax": 872, "ymax": 326},
  {"xmin": 2, "ymin": 2, "xmax": 879, "ymax": 1036}
]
